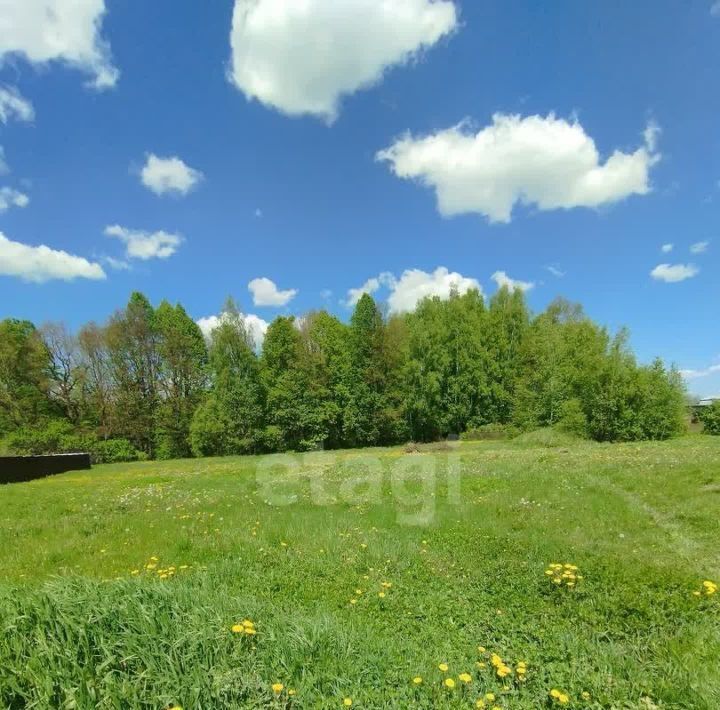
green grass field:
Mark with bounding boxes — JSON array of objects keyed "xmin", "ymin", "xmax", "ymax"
[{"xmin": 1, "ymin": 434, "xmax": 719, "ymax": 709}]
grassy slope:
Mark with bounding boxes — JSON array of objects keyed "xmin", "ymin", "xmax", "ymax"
[{"xmin": 0, "ymin": 436, "xmax": 719, "ymax": 709}]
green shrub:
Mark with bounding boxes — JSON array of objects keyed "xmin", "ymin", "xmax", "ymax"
[
  {"xmin": 90, "ymin": 438, "xmax": 143, "ymax": 464},
  {"xmin": 6, "ymin": 420, "xmax": 79, "ymax": 455},
  {"xmin": 460, "ymin": 423, "xmax": 519, "ymax": 441},
  {"xmin": 512, "ymin": 427, "xmax": 583, "ymax": 448},
  {"xmin": 556, "ymin": 398, "xmax": 588, "ymax": 438},
  {"xmin": 699, "ymin": 401, "xmax": 720, "ymax": 435},
  {"xmin": 6, "ymin": 421, "xmax": 142, "ymax": 463},
  {"xmin": 253, "ymin": 425, "xmax": 286, "ymax": 453}
]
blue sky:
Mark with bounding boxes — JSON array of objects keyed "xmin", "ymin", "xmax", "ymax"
[{"xmin": 0, "ymin": 0, "xmax": 718, "ymax": 396}]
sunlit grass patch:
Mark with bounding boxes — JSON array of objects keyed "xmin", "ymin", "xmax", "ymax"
[{"xmin": 0, "ymin": 436, "xmax": 719, "ymax": 707}]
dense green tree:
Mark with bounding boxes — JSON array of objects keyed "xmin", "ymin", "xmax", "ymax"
[
  {"xmin": 513, "ymin": 299, "xmax": 606, "ymax": 431},
  {"xmin": 155, "ymin": 301, "xmax": 208, "ymax": 459},
  {"xmin": 699, "ymin": 400, "xmax": 720, "ymax": 435},
  {"xmin": 343, "ymin": 294, "xmax": 396, "ymax": 446},
  {"xmin": 106, "ymin": 292, "xmax": 160, "ymax": 456},
  {"xmin": 299, "ymin": 311, "xmax": 352, "ymax": 448},
  {"xmin": 190, "ymin": 299, "xmax": 263, "ymax": 456},
  {"xmin": 0, "ymin": 319, "xmax": 53, "ymax": 434},
  {"xmin": 485, "ymin": 286, "xmax": 530, "ymax": 423},
  {"xmin": 403, "ymin": 289, "xmax": 497, "ymax": 440},
  {"xmin": 261, "ymin": 315, "xmax": 332, "ymax": 450}
]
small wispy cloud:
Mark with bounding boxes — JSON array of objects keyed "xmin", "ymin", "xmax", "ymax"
[
  {"xmin": 545, "ymin": 264, "xmax": 565, "ymax": 278},
  {"xmin": 690, "ymin": 240, "xmax": 709, "ymax": 254}
]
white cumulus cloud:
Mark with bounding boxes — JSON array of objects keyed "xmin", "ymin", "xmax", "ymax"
[
  {"xmin": 0, "ymin": 0, "xmax": 118, "ymax": 89},
  {"xmin": 0, "ymin": 231, "xmax": 105, "ymax": 282},
  {"xmin": 346, "ymin": 266, "xmax": 481, "ymax": 313},
  {"xmin": 0, "ymin": 85, "xmax": 34, "ymax": 123},
  {"xmin": 388, "ymin": 267, "xmax": 481, "ymax": 313},
  {"xmin": 377, "ymin": 113, "xmax": 660, "ymax": 223},
  {"xmin": 104, "ymin": 224, "xmax": 182, "ymax": 261},
  {"xmin": 545, "ymin": 265, "xmax": 565, "ymax": 278},
  {"xmin": 0, "ymin": 186, "xmax": 29, "ymax": 212},
  {"xmin": 345, "ymin": 271, "xmax": 395, "ymax": 307},
  {"xmin": 140, "ymin": 154, "xmax": 203, "ymax": 197},
  {"xmin": 650, "ymin": 263, "xmax": 699, "ymax": 283},
  {"xmin": 491, "ymin": 270, "xmax": 535, "ymax": 292},
  {"xmin": 228, "ymin": 0, "xmax": 458, "ymax": 122},
  {"xmin": 248, "ymin": 276, "xmax": 298, "ymax": 306},
  {"xmin": 681, "ymin": 360, "xmax": 720, "ymax": 381},
  {"xmin": 197, "ymin": 311, "xmax": 269, "ymax": 350},
  {"xmin": 690, "ymin": 240, "xmax": 709, "ymax": 254},
  {"xmin": 660, "ymin": 243, "xmax": 673, "ymax": 253}
]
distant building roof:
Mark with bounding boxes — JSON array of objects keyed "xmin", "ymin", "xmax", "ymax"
[{"xmin": 697, "ymin": 397, "xmax": 719, "ymax": 407}]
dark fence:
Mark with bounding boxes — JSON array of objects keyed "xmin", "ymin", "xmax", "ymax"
[{"xmin": 0, "ymin": 453, "xmax": 91, "ymax": 485}]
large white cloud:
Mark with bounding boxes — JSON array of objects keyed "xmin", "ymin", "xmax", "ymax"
[
  {"xmin": 197, "ymin": 311, "xmax": 269, "ymax": 350},
  {"xmin": 377, "ymin": 113, "xmax": 660, "ymax": 223},
  {"xmin": 491, "ymin": 270, "xmax": 534, "ymax": 292},
  {"xmin": 0, "ymin": 186, "xmax": 29, "ymax": 212},
  {"xmin": 248, "ymin": 276, "xmax": 298, "ymax": 306},
  {"xmin": 140, "ymin": 154, "xmax": 203, "ymax": 197},
  {"xmin": 0, "ymin": 0, "xmax": 118, "ymax": 89},
  {"xmin": 0, "ymin": 231, "xmax": 105, "ymax": 282},
  {"xmin": 650, "ymin": 263, "xmax": 699, "ymax": 283},
  {"xmin": 0, "ymin": 85, "xmax": 34, "ymax": 123},
  {"xmin": 104, "ymin": 224, "xmax": 182, "ymax": 260},
  {"xmin": 228, "ymin": 0, "xmax": 457, "ymax": 122},
  {"xmin": 346, "ymin": 266, "xmax": 481, "ymax": 313}
]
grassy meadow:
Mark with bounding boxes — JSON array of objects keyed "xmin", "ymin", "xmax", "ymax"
[{"xmin": 1, "ymin": 434, "xmax": 719, "ymax": 709}]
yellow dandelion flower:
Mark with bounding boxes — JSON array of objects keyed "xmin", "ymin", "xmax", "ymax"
[
  {"xmin": 458, "ymin": 672, "xmax": 472, "ymax": 683},
  {"xmin": 343, "ymin": 698, "xmax": 352, "ymax": 707},
  {"xmin": 444, "ymin": 678, "xmax": 456, "ymax": 689},
  {"xmin": 378, "ymin": 592, "xmax": 386, "ymax": 598},
  {"xmin": 244, "ymin": 627, "xmax": 257, "ymax": 635},
  {"xmin": 438, "ymin": 663, "xmax": 449, "ymax": 672},
  {"xmin": 288, "ymin": 689, "xmax": 296, "ymax": 696},
  {"xmin": 477, "ymin": 646, "xmax": 486, "ymax": 653},
  {"xmin": 412, "ymin": 676, "xmax": 423, "ymax": 685},
  {"xmin": 271, "ymin": 683, "xmax": 284, "ymax": 694},
  {"xmin": 231, "ymin": 624, "xmax": 244, "ymax": 633},
  {"xmin": 485, "ymin": 692, "xmax": 495, "ymax": 701},
  {"xmin": 475, "ymin": 701, "xmax": 486, "ymax": 709},
  {"xmin": 581, "ymin": 691, "xmax": 591, "ymax": 700},
  {"xmin": 496, "ymin": 665, "xmax": 511, "ymax": 678}
]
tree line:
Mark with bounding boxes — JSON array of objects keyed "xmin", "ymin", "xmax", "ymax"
[{"xmin": 0, "ymin": 288, "xmax": 689, "ymax": 461}]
